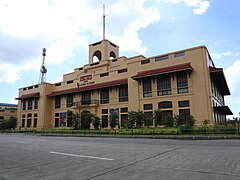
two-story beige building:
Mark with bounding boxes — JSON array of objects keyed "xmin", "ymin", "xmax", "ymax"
[
  {"xmin": 0, "ymin": 103, "xmax": 18, "ymax": 122},
  {"xmin": 16, "ymin": 39, "xmax": 232, "ymax": 129}
]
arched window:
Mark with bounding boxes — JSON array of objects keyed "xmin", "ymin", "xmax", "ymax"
[
  {"xmin": 110, "ymin": 51, "xmax": 116, "ymax": 59},
  {"xmin": 158, "ymin": 101, "xmax": 172, "ymax": 109},
  {"xmin": 92, "ymin": 50, "xmax": 102, "ymax": 62}
]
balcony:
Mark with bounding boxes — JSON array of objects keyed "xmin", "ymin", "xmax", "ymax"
[{"xmin": 73, "ymin": 100, "xmax": 99, "ymax": 108}]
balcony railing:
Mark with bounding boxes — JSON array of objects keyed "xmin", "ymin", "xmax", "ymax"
[{"xmin": 73, "ymin": 100, "xmax": 99, "ymax": 107}]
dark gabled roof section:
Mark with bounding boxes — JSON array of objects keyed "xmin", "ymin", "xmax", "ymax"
[
  {"xmin": 48, "ymin": 78, "xmax": 128, "ymax": 97},
  {"xmin": 15, "ymin": 92, "xmax": 40, "ymax": 100},
  {"xmin": 209, "ymin": 66, "xmax": 230, "ymax": 96},
  {"xmin": 214, "ymin": 106, "xmax": 233, "ymax": 115},
  {"xmin": 131, "ymin": 63, "xmax": 193, "ymax": 80}
]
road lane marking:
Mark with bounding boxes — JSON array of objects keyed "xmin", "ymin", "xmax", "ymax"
[{"xmin": 49, "ymin": 151, "xmax": 114, "ymax": 161}]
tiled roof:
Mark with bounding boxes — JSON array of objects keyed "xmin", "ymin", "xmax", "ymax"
[
  {"xmin": 48, "ymin": 78, "xmax": 128, "ymax": 97},
  {"xmin": 132, "ymin": 63, "xmax": 193, "ymax": 80},
  {"xmin": 16, "ymin": 92, "xmax": 40, "ymax": 100}
]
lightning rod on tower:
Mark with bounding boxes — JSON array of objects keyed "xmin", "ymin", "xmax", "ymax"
[{"xmin": 39, "ymin": 48, "xmax": 47, "ymax": 84}]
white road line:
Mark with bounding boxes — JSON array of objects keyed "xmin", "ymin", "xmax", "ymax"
[{"xmin": 49, "ymin": 151, "xmax": 114, "ymax": 161}]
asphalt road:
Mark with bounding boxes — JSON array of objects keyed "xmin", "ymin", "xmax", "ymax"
[{"xmin": 0, "ymin": 134, "xmax": 240, "ymax": 180}]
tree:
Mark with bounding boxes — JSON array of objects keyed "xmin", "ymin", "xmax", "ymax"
[
  {"xmin": 164, "ymin": 115, "xmax": 174, "ymax": 127},
  {"xmin": 109, "ymin": 110, "xmax": 118, "ymax": 129},
  {"xmin": 92, "ymin": 115, "xmax": 100, "ymax": 130},
  {"xmin": 173, "ymin": 115, "xmax": 180, "ymax": 127},
  {"xmin": 154, "ymin": 109, "xmax": 162, "ymax": 127},
  {"xmin": 73, "ymin": 112, "xmax": 80, "ymax": 129},
  {"xmin": 67, "ymin": 110, "xmax": 74, "ymax": 128},
  {"xmin": 143, "ymin": 112, "xmax": 153, "ymax": 127},
  {"xmin": 136, "ymin": 111, "xmax": 144, "ymax": 128},
  {"xmin": 185, "ymin": 115, "xmax": 196, "ymax": 127},
  {"xmin": 128, "ymin": 111, "xmax": 136, "ymax": 129},
  {"xmin": 81, "ymin": 110, "xmax": 93, "ymax": 129}
]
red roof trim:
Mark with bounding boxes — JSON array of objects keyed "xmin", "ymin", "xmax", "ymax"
[
  {"xmin": 209, "ymin": 66, "xmax": 223, "ymax": 73},
  {"xmin": 16, "ymin": 92, "xmax": 40, "ymax": 100},
  {"xmin": 132, "ymin": 63, "xmax": 193, "ymax": 80},
  {"xmin": 48, "ymin": 78, "xmax": 128, "ymax": 97}
]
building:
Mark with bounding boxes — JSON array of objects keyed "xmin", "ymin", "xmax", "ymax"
[
  {"xmin": 16, "ymin": 39, "xmax": 232, "ymax": 129},
  {"xmin": 0, "ymin": 103, "xmax": 18, "ymax": 123}
]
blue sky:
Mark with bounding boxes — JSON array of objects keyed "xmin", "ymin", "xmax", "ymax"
[{"xmin": 0, "ymin": 0, "xmax": 239, "ymax": 118}]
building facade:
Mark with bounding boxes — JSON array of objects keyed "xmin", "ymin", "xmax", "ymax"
[
  {"xmin": 0, "ymin": 103, "xmax": 18, "ymax": 123},
  {"xmin": 16, "ymin": 39, "xmax": 232, "ymax": 129}
]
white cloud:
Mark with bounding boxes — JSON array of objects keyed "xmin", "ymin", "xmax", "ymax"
[
  {"xmin": 0, "ymin": 63, "xmax": 20, "ymax": 83},
  {"xmin": 211, "ymin": 51, "xmax": 233, "ymax": 60},
  {"xmin": 0, "ymin": 0, "xmax": 160, "ymax": 84},
  {"xmin": 225, "ymin": 60, "xmax": 240, "ymax": 97},
  {"xmin": 225, "ymin": 60, "xmax": 240, "ymax": 116},
  {"xmin": 193, "ymin": 1, "xmax": 210, "ymax": 15},
  {"xmin": 157, "ymin": 0, "xmax": 210, "ymax": 15}
]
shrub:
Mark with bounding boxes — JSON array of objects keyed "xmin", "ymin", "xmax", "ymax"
[
  {"xmin": 164, "ymin": 115, "xmax": 174, "ymax": 127},
  {"xmin": 0, "ymin": 118, "xmax": 17, "ymax": 130},
  {"xmin": 92, "ymin": 116, "xmax": 100, "ymax": 130},
  {"xmin": 179, "ymin": 124, "xmax": 193, "ymax": 133}
]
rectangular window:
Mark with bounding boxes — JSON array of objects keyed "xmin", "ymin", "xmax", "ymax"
[
  {"xmin": 118, "ymin": 68, "xmax": 127, "ymax": 73},
  {"xmin": 100, "ymin": 73, "xmax": 109, "ymax": 77},
  {"xmin": 178, "ymin": 100, "xmax": 190, "ymax": 107},
  {"xmin": 157, "ymin": 74, "xmax": 171, "ymax": 96},
  {"xmin": 34, "ymin": 98, "xmax": 38, "ymax": 109},
  {"xmin": 143, "ymin": 104, "xmax": 153, "ymax": 110},
  {"xmin": 55, "ymin": 118, "xmax": 59, "ymax": 127},
  {"xmin": 22, "ymin": 100, "xmax": 26, "ymax": 110},
  {"xmin": 158, "ymin": 101, "xmax": 172, "ymax": 109},
  {"xmin": 142, "ymin": 78, "xmax": 152, "ymax": 97},
  {"xmin": 67, "ymin": 80, "xmax": 73, "ymax": 84},
  {"xmin": 161, "ymin": 110, "xmax": 173, "ymax": 125},
  {"xmin": 174, "ymin": 52, "xmax": 185, "ymax": 58},
  {"xmin": 27, "ymin": 99, "xmax": 33, "ymax": 110},
  {"xmin": 67, "ymin": 94, "xmax": 73, "ymax": 107},
  {"xmin": 55, "ymin": 83, "xmax": 61, "ymax": 87},
  {"xmin": 55, "ymin": 96, "xmax": 61, "ymax": 109},
  {"xmin": 27, "ymin": 113, "xmax": 32, "ymax": 128},
  {"xmin": 100, "ymin": 88, "xmax": 109, "ymax": 104},
  {"xmin": 141, "ymin": 59, "xmax": 150, "ymax": 64},
  {"xmin": 82, "ymin": 91, "xmax": 91, "ymax": 105},
  {"xmin": 179, "ymin": 109, "xmax": 190, "ymax": 125},
  {"xmin": 33, "ymin": 114, "xmax": 37, "ymax": 127},
  {"xmin": 22, "ymin": 119, "xmax": 25, "ymax": 128},
  {"xmin": 155, "ymin": 55, "xmax": 168, "ymax": 61},
  {"xmin": 120, "ymin": 107, "xmax": 128, "ymax": 113},
  {"xmin": 177, "ymin": 71, "xmax": 188, "ymax": 94},
  {"xmin": 119, "ymin": 84, "xmax": 128, "ymax": 102},
  {"xmin": 102, "ymin": 109, "xmax": 108, "ymax": 114},
  {"xmin": 101, "ymin": 115, "xmax": 108, "ymax": 128}
]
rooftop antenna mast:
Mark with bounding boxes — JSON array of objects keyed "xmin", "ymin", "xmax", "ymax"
[
  {"xmin": 103, "ymin": 4, "xmax": 106, "ymax": 40},
  {"xmin": 39, "ymin": 48, "xmax": 47, "ymax": 84}
]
